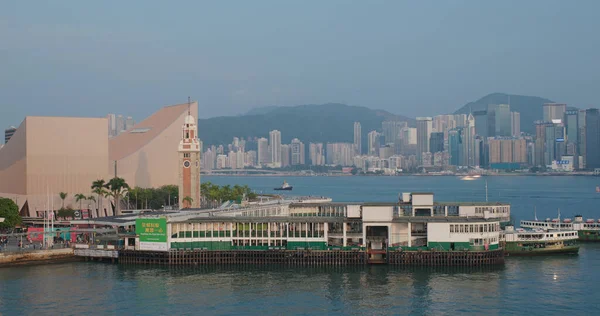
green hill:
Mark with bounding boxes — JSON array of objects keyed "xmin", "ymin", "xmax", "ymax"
[
  {"xmin": 454, "ymin": 93, "xmax": 554, "ymax": 134},
  {"xmin": 198, "ymin": 103, "xmax": 414, "ymax": 149}
]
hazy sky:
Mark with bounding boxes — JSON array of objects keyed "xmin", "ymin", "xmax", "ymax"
[{"xmin": 1, "ymin": 1, "xmax": 599, "ymax": 129}]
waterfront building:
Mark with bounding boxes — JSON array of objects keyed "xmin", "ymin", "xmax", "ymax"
[
  {"xmin": 244, "ymin": 150, "xmax": 257, "ymax": 167},
  {"xmin": 429, "ymin": 132, "xmax": 444, "ymax": 154},
  {"xmin": 269, "ymin": 130, "xmax": 282, "ymax": 168},
  {"xmin": 543, "ymin": 103, "xmax": 567, "ymax": 123},
  {"xmin": 281, "ymin": 144, "xmax": 291, "ymax": 168},
  {"xmin": 462, "ymin": 114, "xmax": 476, "ymax": 167},
  {"xmin": 511, "ymin": 111, "xmax": 520, "ymax": 137},
  {"xmin": 178, "ymin": 106, "xmax": 201, "ymax": 209},
  {"xmin": 487, "ymin": 137, "xmax": 527, "ymax": 169},
  {"xmin": 565, "ymin": 110, "xmax": 578, "ymax": 158},
  {"xmin": 116, "ymin": 192, "xmax": 509, "ymax": 266},
  {"xmin": 544, "ymin": 123, "xmax": 566, "ymax": 166},
  {"xmin": 379, "ymin": 145, "xmax": 394, "ymax": 160},
  {"xmin": 354, "ymin": 122, "xmax": 362, "ymax": 155},
  {"xmin": 309, "ymin": 143, "xmax": 325, "ymax": 166},
  {"xmin": 202, "ymin": 149, "xmax": 215, "ymax": 171},
  {"xmin": 416, "ymin": 117, "xmax": 432, "ymax": 165},
  {"xmin": 257, "ymin": 137, "xmax": 269, "ymax": 165},
  {"xmin": 0, "ymin": 100, "xmax": 199, "ymax": 216},
  {"xmin": 290, "ymin": 138, "xmax": 305, "ymax": 165},
  {"xmin": 585, "ymin": 108, "xmax": 600, "ymax": 169},
  {"xmin": 216, "ymin": 154, "xmax": 227, "ymax": 169},
  {"xmin": 367, "ymin": 131, "xmax": 380, "ymax": 156},
  {"xmin": 4, "ymin": 126, "xmax": 16, "ymax": 144}
]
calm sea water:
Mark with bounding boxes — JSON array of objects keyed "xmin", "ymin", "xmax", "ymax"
[{"xmin": 1, "ymin": 176, "xmax": 599, "ymax": 315}]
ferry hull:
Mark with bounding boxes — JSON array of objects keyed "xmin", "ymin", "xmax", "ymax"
[
  {"xmin": 505, "ymin": 245, "xmax": 579, "ymax": 256},
  {"xmin": 578, "ymin": 230, "xmax": 600, "ymax": 241}
]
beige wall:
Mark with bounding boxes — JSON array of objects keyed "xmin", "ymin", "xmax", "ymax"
[
  {"xmin": 0, "ymin": 118, "xmax": 27, "ymax": 195},
  {"xmin": 110, "ymin": 102, "xmax": 198, "ymax": 188}
]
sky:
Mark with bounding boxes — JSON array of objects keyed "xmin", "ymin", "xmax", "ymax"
[{"xmin": 1, "ymin": 1, "xmax": 600, "ymax": 129}]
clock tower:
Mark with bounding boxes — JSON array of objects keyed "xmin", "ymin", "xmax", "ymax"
[{"xmin": 178, "ymin": 99, "xmax": 201, "ymax": 209}]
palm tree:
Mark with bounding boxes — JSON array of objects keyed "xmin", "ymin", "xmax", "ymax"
[
  {"xmin": 87, "ymin": 195, "xmax": 96, "ymax": 216},
  {"xmin": 74, "ymin": 193, "xmax": 86, "ymax": 210},
  {"xmin": 183, "ymin": 196, "xmax": 193, "ymax": 209},
  {"xmin": 91, "ymin": 179, "xmax": 106, "ymax": 216},
  {"xmin": 105, "ymin": 177, "xmax": 130, "ymax": 216},
  {"xmin": 59, "ymin": 192, "xmax": 68, "ymax": 209}
]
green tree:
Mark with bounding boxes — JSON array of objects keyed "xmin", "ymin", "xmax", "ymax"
[
  {"xmin": 182, "ymin": 196, "xmax": 193, "ymax": 208},
  {"xmin": 91, "ymin": 179, "xmax": 106, "ymax": 215},
  {"xmin": 0, "ymin": 198, "xmax": 21, "ymax": 229},
  {"xmin": 104, "ymin": 177, "xmax": 130, "ymax": 216},
  {"xmin": 59, "ymin": 192, "xmax": 68, "ymax": 209},
  {"xmin": 74, "ymin": 193, "xmax": 86, "ymax": 210}
]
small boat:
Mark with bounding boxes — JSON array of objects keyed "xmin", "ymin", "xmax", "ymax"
[
  {"xmin": 274, "ymin": 180, "xmax": 293, "ymax": 191},
  {"xmin": 596, "ymin": 186, "xmax": 600, "ymax": 193}
]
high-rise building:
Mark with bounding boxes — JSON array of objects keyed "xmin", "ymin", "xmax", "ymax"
[
  {"xmin": 429, "ymin": 132, "xmax": 444, "ymax": 153},
  {"xmin": 473, "ymin": 111, "xmax": 488, "ymax": 138},
  {"xmin": 585, "ymin": 108, "xmax": 600, "ymax": 169},
  {"xmin": 309, "ymin": 143, "xmax": 325, "ymax": 166},
  {"xmin": 107, "ymin": 114, "xmax": 116, "ymax": 137},
  {"xmin": 544, "ymin": 123, "xmax": 565, "ymax": 165},
  {"xmin": 488, "ymin": 138, "xmax": 527, "ymax": 168},
  {"xmin": 269, "ymin": 130, "xmax": 281, "ymax": 167},
  {"xmin": 116, "ymin": 115, "xmax": 125, "ymax": 134},
  {"xmin": 448, "ymin": 128, "xmax": 462, "ymax": 166},
  {"xmin": 367, "ymin": 131, "xmax": 380, "ymax": 156},
  {"xmin": 353, "ymin": 122, "xmax": 362, "ymax": 155},
  {"xmin": 257, "ymin": 137, "xmax": 269, "ymax": 164},
  {"xmin": 326, "ymin": 143, "xmax": 354, "ymax": 166},
  {"xmin": 543, "ymin": 103, "xmax": 567, "ymax": 123},
  {"xmin": 382, "ymin": 121, "xmax": 407, "ymax": 145},
  {"xmin": 416, "ymin": 117, "xmax": 433, "ymax": 164},
  {"xmin": 564, "ymin": 110, "xmax": 579, "ymax": 163},
  {"xmin": 511, "ymin": 112, "xmax": 521, "ymax": 137},
  {"xmin": 280, "ymin": 144, "xmax": 291, "ymax": 168},
  {"xmin": 534, "ymin": 121, "xmax": 551, "ymax": 166},
  {"xmin": 125, "ymin": 116, "xmax": 135, "ymax": 131},
  {"xmin": 290, "ymin": 138, "xmax": 305, "ymax": 165},
  {"xmin": 4, "ymin": 126, "xmax": 16, "ymax": 144},
  {"xmin": 578, "ymin": 110, "xmax": 587, "ymax": 168},
  {"xmin": 462, "ymin": 114, "xmax": 476, "ymax": 167},
  {"xmin": 487, "ymin": 104, "xmax": 511, "ymax": 137}
]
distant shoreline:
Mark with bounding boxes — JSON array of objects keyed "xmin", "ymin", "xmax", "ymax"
[{"xmin": 203, "ymin": 173, "xmax": 597, "ymax": 177}]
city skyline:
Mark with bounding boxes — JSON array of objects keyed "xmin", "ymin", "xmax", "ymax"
[{"xmin": 3, "ymin": 2, "xmax": 600, "ymax": 130}]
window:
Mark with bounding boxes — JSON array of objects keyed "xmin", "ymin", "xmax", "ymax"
[
  {"xmin": 450, "ymin": 225, "xmax": 454, "ymax": 233},
  {"xmin": 460, "ymin": 225, "xmax": 464, "ymax": 233}
]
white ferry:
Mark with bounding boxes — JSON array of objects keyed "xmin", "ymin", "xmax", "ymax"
[
  {"xmin": 520, "ymin": 215, "xmax": 600, "ymax": 241},
  {"xmin": 503, "ymin": 226, "xmax": 579, "ymax": 256}
]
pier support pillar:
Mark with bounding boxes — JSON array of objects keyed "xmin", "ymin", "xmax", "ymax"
[
  {"xmin": 407, "ymin": 223, "xmax": 412, "ymax": 247},
  {"xmin": 343, "ymin": 222, "xmax": 347, "ymax": 247}
]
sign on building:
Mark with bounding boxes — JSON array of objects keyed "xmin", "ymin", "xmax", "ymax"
[{"xmin": 136, "ymin": 218, "xmax": 168, "ymax": 251}]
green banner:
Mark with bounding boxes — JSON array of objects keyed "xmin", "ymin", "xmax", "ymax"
[{"xmin": 136, "ymin": 218, "xmax": 167, "ymax": 243}]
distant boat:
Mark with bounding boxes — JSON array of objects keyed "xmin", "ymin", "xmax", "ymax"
[
  {"xmin": 274, "ymin": 180, "xmax": 293, "ymax": 191},
  {"xmin": 460, "ymin": 175, "xmax": 476, "ymax": 181},
  {"xmin": 596, "ymin": 186, "xmax": 600, "ymax": 193}
]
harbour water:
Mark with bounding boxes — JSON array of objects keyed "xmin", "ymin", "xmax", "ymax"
[{"xmin": 1, "ymin": 176, "xmax": 599, "ymax": 315}]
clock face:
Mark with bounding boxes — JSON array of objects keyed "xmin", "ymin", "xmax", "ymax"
[{"xmin": 183, "ymin": 160, "xmax": 191, "ymax": 168}]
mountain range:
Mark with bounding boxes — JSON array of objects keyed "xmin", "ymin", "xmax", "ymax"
[
  {"xmin": 198, "ymin": 103, "xmax": 413, "ymax": 147},
  {"xmin": 198, "ymin": 93, "xmax": 563, "ymax": 146}
]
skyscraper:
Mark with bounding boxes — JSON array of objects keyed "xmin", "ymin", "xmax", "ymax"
[
  {"xmin": 543, "ymin": 103, "xmax": 567, "ymax": 123},
  {"xmin": 473, "ymin": 111, "xmax": 488, "ymax": 138},
  {"xmin": 257, "ymin": 137, "xmax": 269, "ymax": 164},
  {"xmin": 544, "ymin": 123, "xmax": 565, "ymax": 165},
  {"xmin": 534, "ymin": 121, "xmax": 551, "ymax": 166},
  {"xmin": 382, "ymin": 121, "xmax": 407, "ymax": 145},
  {"xmin": 564, "ymin": 110, "xmax": 579, "ymax": 160},
  {"xmin": 290, "ymin": 138, "xmax": 305, "ymax": 165},
  {"xmin": 269, "ymin": 130, "xmax": 281, "ymax": 167},
  {"xmin": 448, "ymin": 128, "xmax": 462, "ymax": 166},
  {"xmin": 578, "ymin": 110, "xmax": 587, "ymax": 168},
  {"xmin": 462, "ymin": 114, "xmax": 476, "ymax": 166},
  {"xmin": 488, "ymin": 104, "xmax": 511, "ymax": 137},
  {"xmin": 429, "ymin": 132, "xmax": 444, "ymax": 153},
  {"xmin": 367, "ymin": 131, "xmax": 379, "ymax": 156},
  {"xmin": 353, "ymin": 122, "xmax": 362, "ymax": 155},
  {"xmin": 511, "ymin": 111, "xmax": 521, "ymax": 136},
  {"xmin": 309, "ymin": 143, "xmax": 324, "ymax": 166},
  {"xmin": 280, "ymin": 144, "xmax": 291, "ymax": 168},
  {"xmin": 125, "ymin": 116, "xmax": 135, "ymax": 131},
  {"xmin": 416, "ymin": 117, "xmax": 433, "ymax": 164},
  {"xmin": 585, "ymin": 108, "xmax": 600, "ymax": 169},
  {"xmin": 107, "ymin": 114, "xmax": 116, "ymax": 137}
]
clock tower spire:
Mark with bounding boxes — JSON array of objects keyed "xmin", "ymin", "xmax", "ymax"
[{"xmin": 178, "ymin": 98, "xmax": 201, "ymax": 209}]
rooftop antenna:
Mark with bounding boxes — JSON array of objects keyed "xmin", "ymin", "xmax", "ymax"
[{"xmin": 187, "ymin": 96, "xmax": 191, "ymax": 115}]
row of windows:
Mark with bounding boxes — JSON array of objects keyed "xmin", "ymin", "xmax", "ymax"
[
  {"xmin": 470, "ymin": 237, "xmax": 497, "ymax": 245},
  {"xmin": 475, "ymin": 206, "xmax": 509, "ymax": 214},
  {"xmin": 450, "ymin": 223, "xmax": 500, "ymax": 233}
]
